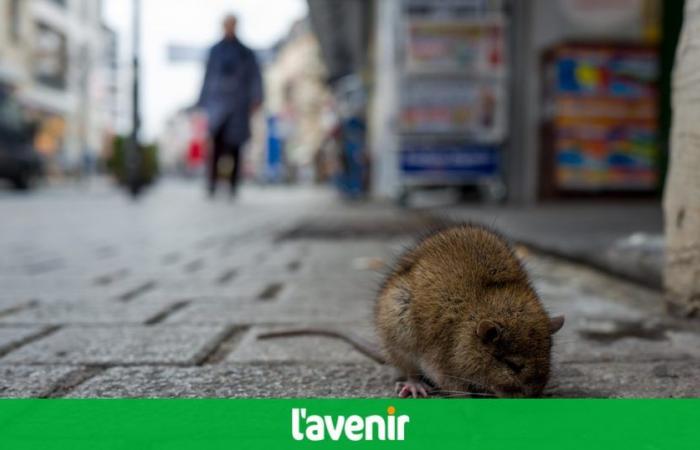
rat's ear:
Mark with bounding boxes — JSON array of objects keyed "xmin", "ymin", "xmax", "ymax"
[
  {"xmin": 477, "ymin": 320, "xmax": 502, "ymax": 344},
  {"xmin": 549, "ymin": 315, "xmax": 565, "ymax": 334}
]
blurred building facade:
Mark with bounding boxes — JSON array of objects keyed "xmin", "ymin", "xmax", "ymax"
[
  {"xmin": 0, "ymin": 0, "xmax": 117, "ymax": 175},
  {"xmin": 262, "ymin": 18, "xmax": 333, "ymax": 183},
  {"xmin": 308, "ymin": 0, "xmax": 669, "ymax": 204},
  {"xmin": 156, "ymin": 20, "xmax": 332, "ymax": 183},
  {"xmin": 157, "ymin": 44, "xmax": 208, "ymax": 174}
]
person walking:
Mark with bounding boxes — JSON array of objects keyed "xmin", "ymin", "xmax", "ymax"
[{"xmin": 198, "ymin": 14, "xmax": 263, "ymax": 197}]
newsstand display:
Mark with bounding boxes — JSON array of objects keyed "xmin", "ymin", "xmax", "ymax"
[{"xmin": 397, "ymin": 0, "xmax": 509, "ymax": 203}]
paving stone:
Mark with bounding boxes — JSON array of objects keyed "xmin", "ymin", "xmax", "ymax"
[
  {"xmin": 534, "ymin": 275, "xmax": 700, "ymax": 363},
  {"xmin": 537, "ymin": 285, "xmax": 648, "ymax": 321},
  {"xmin": 162, "ymin": 300, "xmax": 290, "ymax": 325},
  {"xmin": 0, "ymin": 366, "xmax": 76, "ymax": 398},
  {"xmin": 67, "ymin": 363, "xmax": 396, "ymax": 398},
  {"xmin": 0, "ymin": 326, "xmax": 49, "ymax": 354},
  {"xmin": 226, "ymin": 324, "xmax": 378, "ymax": 363},
  {"xmin": 229, "ymin": 242, "xmax": 308, "ymax": 275},
  {"xmin": 529, "ymin": 255, "xmax": 661, "ymax": 311},
  {"xmin": 0, "ymin": 284, "xmax": 142, "ymax": 304},
  {"xmin": 552, "ymin": 320, "xmax": 700, "ymax": 363},
  {"xmin": 548, "ymin": 360, "xmax": 700, "ymax": 398},
  {"xmin": 234, "ymin": 241, "xmax": 398, "ymax": 279},
  {"xmin": 149, "ymin": 275, "xmax": 285, "ymax": 301},
  {"xmin": 283, "ymin": 273, "xmax": 381, "ymax": 301},
  {"xmin": 1, "ymin": 325, "xmax": 229, "ymax": 365},
  {"xmin": 0, "ymin": 299, "xmax": 179, "ymax": 325},
  {"xmin": 163, "ymin": 299, "xmax": 373, "ymax": 325},
  {"xmin": 299, "ymin": 241, "xmax": 401, "ymax": 274},
  {"xmin": 281, "ymin": 207, "xmax": 434, "ymax": 241},
  {"xmin": 0, "ymin": 297, "xmax": 34, "ymax": 314}
]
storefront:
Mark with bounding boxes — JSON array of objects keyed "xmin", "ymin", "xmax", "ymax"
[
  {"xmin": 509, "ymin": 0, "xmax": 667, "ymax": 202},
  {"xmin": 533, "ymin": 0, "xmax": 666, "ymax": 199},
  {"xmin": 368, "ymin": 0, "xmax": 670, "ymax": 204}
]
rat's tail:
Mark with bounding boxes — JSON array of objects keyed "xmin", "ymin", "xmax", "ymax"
[{"xmin": 257, "ymin": 328, "xmax": 387, "ymax": 365}]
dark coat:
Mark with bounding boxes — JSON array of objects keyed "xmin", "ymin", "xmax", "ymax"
[{"xmin": 198, "ymin": 38, "xmax": 263, "ymax": 146}]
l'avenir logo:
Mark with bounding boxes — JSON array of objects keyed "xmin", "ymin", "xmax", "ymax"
[{"xmin": 291, "ymin": 406, "xmax": 410, "ymax": 441}]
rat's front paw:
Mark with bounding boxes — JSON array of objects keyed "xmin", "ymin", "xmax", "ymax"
[{"xmin": 396, "ymin": 379, "xmax": 431, "ymax": 398}]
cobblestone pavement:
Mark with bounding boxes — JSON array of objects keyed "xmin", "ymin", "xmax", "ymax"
[{"xmin": 0, "ymin": 180, "xmax": 698, "ymax": 398}]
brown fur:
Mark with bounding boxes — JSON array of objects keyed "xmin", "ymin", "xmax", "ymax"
[{"xmin": 375, "ymin": 224, "xmax": 563, "ymax": 398}]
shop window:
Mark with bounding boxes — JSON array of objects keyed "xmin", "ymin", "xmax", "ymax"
[
  {"xmin": 33, "ymin": 22, "xmax": 68, "ymax": 90},
  {"xmin": 9, "ymin": 0, "xmax": 21, "ymax": 42}
]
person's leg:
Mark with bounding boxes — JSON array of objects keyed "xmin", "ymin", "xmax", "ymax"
[
  {"xmin": 229, "ymin": 144, "xmax": 242, "ymax": 195},
  {"xmin": 208, "ymin": 130, "xmax": 224, "ymax": 196}
]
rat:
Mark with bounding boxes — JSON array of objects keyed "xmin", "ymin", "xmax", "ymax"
[
  {"xmin": 376, "ymin": 224, "xmax": 564, "ymax": 398},
  {"xmin": 258, "ymin": 224, "xmax": 564, "ymax": 398}
]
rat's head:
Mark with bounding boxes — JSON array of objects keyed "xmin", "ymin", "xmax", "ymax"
[{"xmin": 451, "ymin": 304, "xmax": 565, "ymax": 398}]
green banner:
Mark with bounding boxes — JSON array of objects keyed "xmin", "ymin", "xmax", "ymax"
[{"xmin": 0, "ymin": 399, "xmax": 697, "ymax": 449}]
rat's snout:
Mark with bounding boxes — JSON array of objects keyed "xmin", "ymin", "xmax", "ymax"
[
  {"xmin": 493, "ymin": 382, "xmax": 545, "ymax": 398},
  {"xmin": 523, "ymin": 372, "xmax": 549, "ymax": 397},
  {"xmin": 493, "ymin": 384, "xmax": 525, "ymax": 398},
  {"xmin": 523, "ymin": 385, "xmax": 545, "ymax": 398}
]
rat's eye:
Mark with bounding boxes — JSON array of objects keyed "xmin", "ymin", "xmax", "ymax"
[{"xmin": 502, "ymin": 358, "xmax": 524, "ymax": 374}]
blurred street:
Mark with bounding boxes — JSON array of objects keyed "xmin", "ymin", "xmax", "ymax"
[{"xmin": 0, "ymin": 181, "xmax": 697, "ymax": 398}]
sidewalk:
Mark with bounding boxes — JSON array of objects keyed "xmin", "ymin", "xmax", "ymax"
[
  {"xmin": 432, "ymin": 201, "xmax": 664, "ymax": 289},
  {"xmin": 0, "ymin": 181, "xmax": 696, "ymax": 398}
]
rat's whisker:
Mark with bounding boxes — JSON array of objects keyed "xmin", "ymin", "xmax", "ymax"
[
  {"xmin": 439, "ymin": 374, "xmax": 472, "ymax": 382},
  {"xmin": 436, "ymin": 393, "xmax": 469, "ymax": 398},
  {"xmin": 432, "ymin": 389, "xmax": 496, "ymax": 398},
  {"xmin": 435, "ymin": 391, "xmax": 496, "ymax": 398},
  {"xmin": 439, "ymin": 374, "xmax": 486, "ymax": 387}
]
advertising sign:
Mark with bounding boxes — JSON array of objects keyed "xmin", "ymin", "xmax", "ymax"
[{"xmin": 547, "ymin": 44, "xmax": 659, "ymax": 191}]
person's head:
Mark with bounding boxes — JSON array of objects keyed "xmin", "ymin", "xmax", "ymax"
[{"xmin": 223, "ymin": 14, "xmax": 238, "ymax": 39}]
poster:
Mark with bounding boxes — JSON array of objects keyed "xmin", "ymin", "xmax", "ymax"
[
  {"xmin": 405, "ymin": 18, "xmax": 506, "ymax": 76},
  {"xmin": 400, "ymin": 79, "xmax": 505, "ymax": 141},
  {"xmin": 548, "ymin": 44, "xmax": 659, "ymax": 191}
]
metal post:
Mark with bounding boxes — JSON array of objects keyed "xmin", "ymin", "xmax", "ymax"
[{"xmin": 126, "ymin": 0, "xmax": 142, "ymax": 197}]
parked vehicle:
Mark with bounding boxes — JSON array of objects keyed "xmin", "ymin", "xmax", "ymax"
[{"xmin": 0, "ymin": 89, "xmax": 42, "ymax": 190}]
